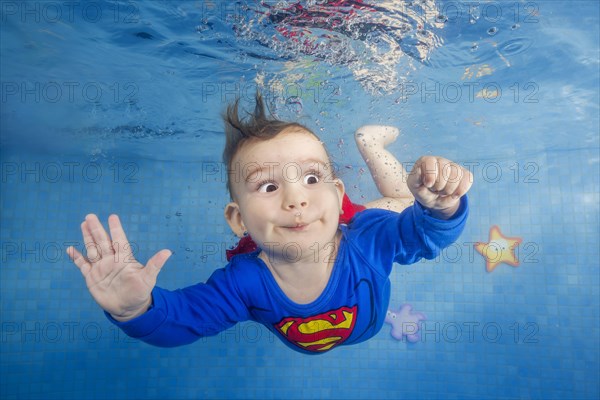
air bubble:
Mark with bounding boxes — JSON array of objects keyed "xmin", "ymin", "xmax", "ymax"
[
  {"xmin": 487, "ymin": 27, "xmax": 498, "ymax": 36},
  {"xmin": 436, "ymin": 15, "xmax": 448, "ymax": 23},
  {"xmin": 286, "ymin": 96, "xmax": 303, "ymax": 113}
]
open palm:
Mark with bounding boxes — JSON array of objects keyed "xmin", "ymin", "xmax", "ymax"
[{"xmin": 67, "ymin": 214, "xmax": 171, "ymax": 321}]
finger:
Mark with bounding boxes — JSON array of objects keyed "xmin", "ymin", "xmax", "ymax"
[
  {"xmin": 144, "ymin": 249, "xmax": 172, "ymax": 281},
  {"xmin": 108, "ymin": 214, "xmax": 131, "ymax": 261},
  {"xmin": 66, "ymin": 246, "xmax": 91, "ymax": 277},
  {"xmin": 430, "ymin": 158, "xmax": 459, "ymax": 193},
  {"xmin": 81, "ymin": 221, "xmax": 101, "ymax": 263},
  {"xmin": 407, "ymin": 164, "xmax": 434, "ymax": 200},
  {"xmin": 407, "ymin": 164, "xmax": 423, "ymax": 191},
  {"xmin": 450, "ymin": 169, "xmax": 474, "ymax": 199},
  {"xmin": 420, "ymin": 156, "xmax": 439, "ymax": 189},
  {"xmin": 85, "ymin": 214, "xmax": 115, "ymax": 259},
  {"xmin": 437, "ymin": 162, "xmax": 462, "ymax": 195},
  {"xmin": 429, "ymin": 178, "xmax": 447, "ymax": 194}
]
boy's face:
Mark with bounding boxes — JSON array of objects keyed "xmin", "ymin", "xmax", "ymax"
[{"xmin": 224, "ymin": 128, "xmax": 345, "ymax": 262}]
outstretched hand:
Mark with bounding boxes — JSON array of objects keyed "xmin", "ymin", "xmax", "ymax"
[
  {"xmin": 407, "ymin": 156, "xmax": 473, "ymax": 219},
  {"xmin": 66, "ymin": 214, "xmax": 172, "ymax": 322}
]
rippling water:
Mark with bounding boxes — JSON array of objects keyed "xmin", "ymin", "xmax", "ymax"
[
  {"xmin": 0, "ymin": 0, "xmax": 598, "ymax": 162},
  {"xmin": 221, "ymin": 0, "xmax": 444, "ymax": 93}
]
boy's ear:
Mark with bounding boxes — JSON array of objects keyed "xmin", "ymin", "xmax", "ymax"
[
  {"xmin": 334, "ymin": 179, "xmax": 345, "ymax": 213},
  {"xmin": 224, "ymin": 202, "xmax": 246, "ymax": 238}
]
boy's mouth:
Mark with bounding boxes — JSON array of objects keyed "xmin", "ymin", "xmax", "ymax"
[{"xmin": 284, "ymin": 222, "xmax": 310, "ymax": 231}]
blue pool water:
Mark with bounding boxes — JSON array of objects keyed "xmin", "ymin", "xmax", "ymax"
[{"xmin": 1, "ymin": 1, "xmax": 599, "ymax": 399}]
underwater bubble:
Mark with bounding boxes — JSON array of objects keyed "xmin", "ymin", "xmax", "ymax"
[
  {"xmin": 487, "ymin": 27, "xmax": 498, "ymax": 36},
  {"xmin": 135, "ymin": 32, "xmax": 154, "ymax": 40},
  {"xmin": 328, "ymin": 15, "xmax": 344, "ymax": 27},
  {"xmin": 499, "ymin": 38, "xmax": 533, "ymax": 56},
  {"xmin": 470, "ymin": 43, "xmax": 479, "ymax": 52},
  {"xmin": 286, "ymin": 96, "xmax": 303, "ymax": 113},
  {"xmin": 436, "ymin": 14, "xmax": 448, "ymax": 23},
  {"xmin": 195, "ymin": 24, "xmax": 210, "ymax": 33},
  {"xmin": 511, "ymin": 24, "xmax": 520, "ymax": 30}
]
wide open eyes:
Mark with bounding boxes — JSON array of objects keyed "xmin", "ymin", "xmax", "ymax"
[
  {"xmin": 257, "ymin": 181, "xmax": 278, "ymax": 193},
  {"xmin": 303, "ymin": 173, "xmax": 320, "ymax": 185},
  {"xmin": 256, "ymin": 171, "xmax": 321, "ymax": 193}
]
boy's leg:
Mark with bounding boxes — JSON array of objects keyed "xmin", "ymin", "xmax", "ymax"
[{"xmin": 354, "ymin": 125, "xmax": 414, "ymax": 213}]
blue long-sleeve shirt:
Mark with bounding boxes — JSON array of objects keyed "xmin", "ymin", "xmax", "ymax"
[{"xmin": 107, "ymin": 197, "xmax": 469, "ymax": 354}]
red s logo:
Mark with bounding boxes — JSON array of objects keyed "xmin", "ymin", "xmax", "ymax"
[{"xmin": 275, "ymin": 305, "xmax": 358, "ymax": 352}]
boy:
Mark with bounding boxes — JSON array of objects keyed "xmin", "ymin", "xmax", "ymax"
[
  {"xmin": 224, "ymin": 123, "xmax": 414, "ymax": 260},
  {"xmin": 67, "ymin": 94, "xmax": 472, "ymax": 354}
]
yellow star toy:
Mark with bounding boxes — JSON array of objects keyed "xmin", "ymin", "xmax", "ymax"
[{"xmin": 475, "ymin": 226, "xmax": 523, "ymax": 272}]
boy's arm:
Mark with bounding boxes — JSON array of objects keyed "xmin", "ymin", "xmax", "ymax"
[
  {"xmin": 348, "ymin": 154, "xmax": 472, "ymax": 271},
  {"xmin": 105, "ymin": 265, "xmax": 251, "ymax": 347},
  {"xmin": 66, "ymin": 214, "xmax": 250, "ymax": 347},
  {"xmin": 385, "ymin": 155, "xmax": 472, "ymax": 264},
  {"xmin": 348, "ymin": 194, "xmax": 469, "ymax": 274}
]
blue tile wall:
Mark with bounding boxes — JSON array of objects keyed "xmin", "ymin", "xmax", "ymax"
[{"xmin": 1, "ymin": 147, "xmax": 598, "ymax": 399}]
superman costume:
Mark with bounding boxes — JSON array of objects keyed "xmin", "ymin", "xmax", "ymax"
[{"xmin": 106, "ymin": 196, "xmax": 468, "ymax": 354}]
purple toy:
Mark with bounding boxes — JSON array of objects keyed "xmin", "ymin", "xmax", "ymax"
[{"xmin": 384, "ymin": 304, "xmax": 426, "ymax": 343}]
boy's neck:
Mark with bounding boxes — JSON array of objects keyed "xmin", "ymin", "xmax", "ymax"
[{"xmin": 258, "ymin": 231, "xmax": 342, "ymax": 305}]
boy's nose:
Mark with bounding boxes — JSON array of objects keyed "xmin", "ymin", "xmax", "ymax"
[
  {"xmin": 283, "ymin": 186, "xmax": 308, "ymax": 211},
  {"xmin": 286, "ymin": 200, "xmax": 308, "ymax": 210}
]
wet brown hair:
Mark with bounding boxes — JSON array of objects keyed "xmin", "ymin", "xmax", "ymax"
[{"xmin": 222, "ymin": 92, "xmax": 318, "ymax": 198}]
